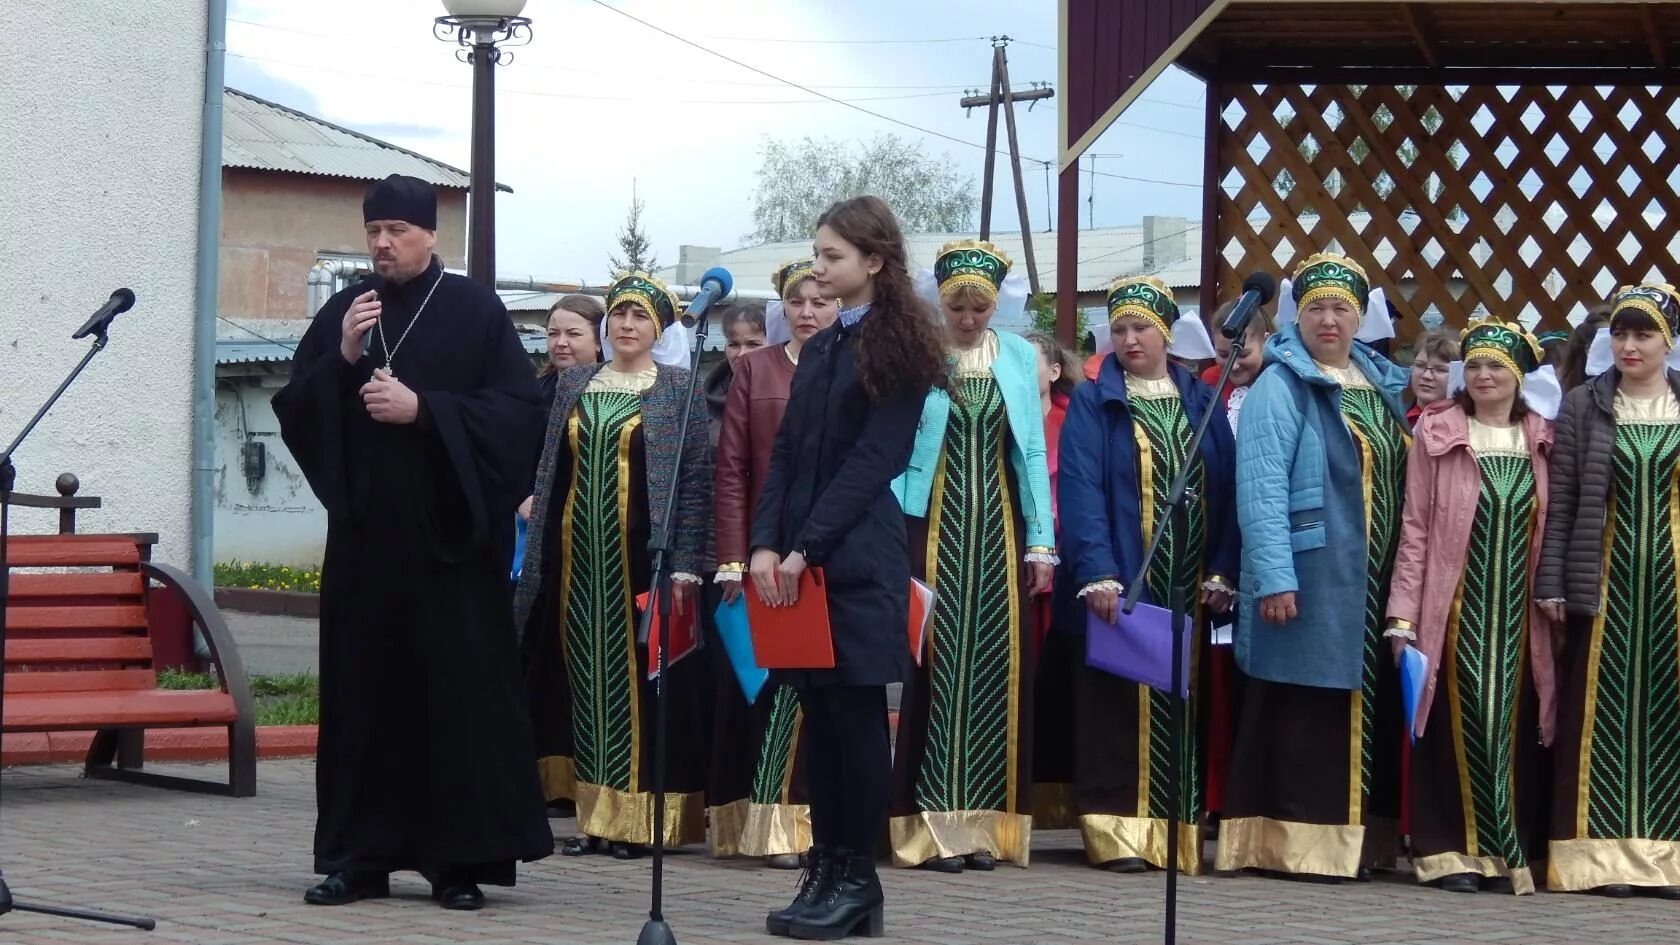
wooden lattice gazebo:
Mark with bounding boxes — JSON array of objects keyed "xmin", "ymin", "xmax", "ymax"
[{"xmin": 1056, "ymin": 1, "xmax": 1680, "ymax": 341}]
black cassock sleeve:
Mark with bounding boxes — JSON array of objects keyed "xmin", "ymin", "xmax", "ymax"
[
  {"xmin": 272, "ymin": 292, "xmax": 362, "ymax": 519},
  {"xmin": 417, "ymin": 301, "xmax": 544, "ymax": 563}
]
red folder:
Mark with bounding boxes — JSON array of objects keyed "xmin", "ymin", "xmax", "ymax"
[
  {"xmin": 746, "ymin": 567, "xmax": 836, "ymax": 669},
  {"xmin": 637, "ymin": 589, "xmax": 699, "ymax": 680}
]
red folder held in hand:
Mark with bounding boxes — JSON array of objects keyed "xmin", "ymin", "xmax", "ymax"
[
  {"xmin": 638, "ymin": 589, "xmax": 699, "ymax": 680},
  {"xmin": 745, "ymin": 567, "xmax": 835, "ymax": 669}
]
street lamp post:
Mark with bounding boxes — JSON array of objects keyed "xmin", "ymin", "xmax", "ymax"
[{"xmin": 434, "ymin": 0, "xmax": 531, "ymax": 288}]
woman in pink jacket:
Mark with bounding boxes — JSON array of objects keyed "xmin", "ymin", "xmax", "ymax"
[{"xmin": 1385, "ymin": 318, "xmax": 1560, "ymax": 896}]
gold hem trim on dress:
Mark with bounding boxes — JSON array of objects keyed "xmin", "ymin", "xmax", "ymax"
[
  {"xmin": 1413, "ymin": 851, "xmax": 1536, "ymax": 895},
  {"xmin": 1548, "ymin": 838, "xmax": 1680, "ymax": 891},
  {"xmin": 538, "ymin": 754, "xmax": 577, "ymax": 802},
  {"xmin": 574, "ymin": 779, "xmax": 706, "ymax": 846},
  {"xmin": 889, "ymin": 810, "xmax": 1032, "ymax": 867},
  {"xmin": 1078, "ymin": 814, "xmax": 1201, "ymax": 873},
  {"xmin": 710, "ymin": 798, "xmax": 812, "ymax": 858},
  {"xmin": 1031, "ymin": 782, "xmax": 1076, "ymax": 830},
  {"xmin": 1213, "ymin": 815, "xmax": 1364, "ymax": 878}
]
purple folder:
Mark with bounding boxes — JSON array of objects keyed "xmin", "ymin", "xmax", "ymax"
[{"xmin": 1084, "ymin": 601, "xmax": 1192, "ymax": 697}]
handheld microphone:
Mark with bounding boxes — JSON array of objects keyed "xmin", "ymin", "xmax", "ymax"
[
  {"xmin": 1221, "ymin": 272, "xmax": 1278, "ymax": 340},
  {"xmin": 72, "ymin": 288, "xmax": 136, "ymax": 340},
  {"xmin": 361, "ymin": 274, "xmax": 384, "ymax": 358},
  {"xmin": 684, "ymin": 267, "xmax": 734, "ymax": 328}
]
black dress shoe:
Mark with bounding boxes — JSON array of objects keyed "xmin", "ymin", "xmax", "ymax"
[
  {"xmin": 767, "ymin": 845, "xmax": 833, "ymax": 936},
  {"xmin": 766, "ymin": 853, "xmax": 802, "ymax": 870},
  {"xmin": 437, "ymin": 883, "xmax": 485, "ymax": 911},
  {"xmin": 1439, "ymin": 873, "xmax": 1480, "ymax": 894},
  {"xmin": 1103, "ymin": 857, "xmax": 1150, "ymax": 874},
  {"xmin": 304, "ymin": 871, "xmax": 389, "ymax": 906},
  {"xmin": 917, "ymin": 856, "xmax": 963, "ymax": 873},
  {"xmin": 965, "ymin": 851, "xmax": 997, "ymax": 872},
  {"xmin": 789, "ymin": 849, "xmax": 884, "ymax": 941},
  {"xmin": 1597, "ymin": 884, "xmax": 1635, "ymax": 899},
  {"xmin": 561, "ymin": 835, "xmax": 602, "ymax": 856},
  {"xmin": 1637, "ymin": 885, "xmax": 1680, "ymax": 900},
  {"xmin": 612, "ymin": 842, "xmax": 646, "ymax": 860}
]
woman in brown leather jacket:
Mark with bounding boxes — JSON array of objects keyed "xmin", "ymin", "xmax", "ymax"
[{"xmin": 709, "ymin": 260, "xmax": 837, "ymax": 869}]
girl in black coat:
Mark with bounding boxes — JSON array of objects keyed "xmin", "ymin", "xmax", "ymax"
[{"xmin": 748, "ymin": 196, "xmax": 948, "ymax": 940}]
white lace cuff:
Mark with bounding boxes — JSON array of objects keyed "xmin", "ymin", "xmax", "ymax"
[
  {"xmin": 713, "ymin": 571, "xmax": 743, "ymax": 584},
  {"xmin": 1077, "ymin": 579, "xmax": 1123, "ymax": 598},
  {"xmin": 672, "ymin": 572, "xmax": 702, "ymax": 585},
  {"xmin": 1201, "ymin": 580, "xmax": 1232, "ymax": 595},
  {"xmin": 1024, "ymin": 551, "xmax": 1060, "ymax": 566},
  {"xmin": 1383, "ymin": 626, "xmax": 1418, "ymax": 641}
]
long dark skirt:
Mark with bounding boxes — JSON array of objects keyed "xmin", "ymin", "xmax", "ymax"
[
  {"xmin": 1030, "ymin": 624, "xmax": 1079, "ymax": 831},
  {"xmin": 1072, "ymin": 627, "xmax": 1212, "ymax": 872},
  {"xmin": 706, "ymin": 584, "xmax": 811, "ymax": 858},
  {"xmin": 1410, "ymin": 660, "xmax": 1548, "ymax": 894},
  {"xmin": 1215, "ymin": 663, "xmax": 1404, "ymax": 879},
  {"xmin": 889, "ymin": 513, "xmax": 1036, "ymax": 866}
]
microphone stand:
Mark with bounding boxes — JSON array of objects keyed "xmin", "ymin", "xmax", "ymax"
[
  {"xmin": 0, "ymin": 322, "xmax": 157, "ymax": 931},
  {"xmin": 1119, "ymin": 332, "xmax": 1247, "ymax": 945},
  {"xmin": 634, "ymin": 307, "xmax": 713, "ymax": 945}
]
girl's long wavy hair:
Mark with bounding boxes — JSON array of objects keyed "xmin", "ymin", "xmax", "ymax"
[{"xmin": 816, "ymin": 196, "xmax": 950, "ymax": 401}]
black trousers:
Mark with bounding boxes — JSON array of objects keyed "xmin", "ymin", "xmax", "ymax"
[{"xmin": 798, "ymin": 685, "xmax": 891, "ymax": 854}]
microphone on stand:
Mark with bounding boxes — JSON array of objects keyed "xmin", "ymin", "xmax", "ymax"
[
  {"xmin": 71, "ymin": 288, "xmax": 135, "ymax": 340},
  {"xmin": 1220, "ymin": 272, "xmax": 1278, "ymax": 339},
  {"xmin": 684, "ymin": 267, "xmax": 734, "ymax": 330}
]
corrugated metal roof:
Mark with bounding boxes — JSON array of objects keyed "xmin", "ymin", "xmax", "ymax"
[
  {"xmin": 657, "ymin": 223, "xmax": 1203, "ymax": 298},
  {"xmin": 217, "ymin": 335, "xmax": 546, "ymax": 366},
  {"xmin": 222, "ymin": 89, "xmax": 510, "ymax": 193}
]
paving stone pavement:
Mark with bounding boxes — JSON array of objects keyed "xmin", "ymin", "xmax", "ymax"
[{"xmin": 0, "ymin": 760, "xmax": 1671, "ymax": 945}]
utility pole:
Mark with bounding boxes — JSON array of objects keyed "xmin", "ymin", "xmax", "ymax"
[{"xmin": 960, "ymin": 36, "xmax": 1053, "ymax": 294}]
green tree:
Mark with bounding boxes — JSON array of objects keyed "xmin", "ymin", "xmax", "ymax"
[
  {"xmin": 1027, "ymin": 293, "xmax": 1089, "ymax": 348},
  {"xmin": 1274, "ymin": 86, "xmax": 1465, "ymax": 219},
  {"xmin": 608, "ymin": 181, "xmax": 659, "ymax": 275},
  {"xmin": 747, "ymin": 134, "xmax": 976, "ymax": 244}
]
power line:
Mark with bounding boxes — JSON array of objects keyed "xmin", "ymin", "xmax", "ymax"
[
  {"xmin": 217, "ymin": 316, "xmax": 299, "ymax": 353},
  {"xmin": 225, "ymin": 51, "xmax": 964, "ymax": 105},
  {"xmin": 227, "ymin": 16, "xmax": 995, "ymax": 92},
  {"xmin": 586, "ymin": 0, "xmax": 1202, "ymax": 190}
]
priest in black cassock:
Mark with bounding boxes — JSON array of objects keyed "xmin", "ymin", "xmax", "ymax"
[{"xmin": 274, "ymin": 174, "xmax": 554, "ymax": 911}]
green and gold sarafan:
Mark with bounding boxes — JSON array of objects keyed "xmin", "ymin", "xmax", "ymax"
[
  {"xmin": 1461, "ymin": 317, "xmax": 1543, "ymax": 381},
  {"xmin": 1450, "ymin": 431, "xmax": 1538, "ymax": 877},
  {"xmin": 605, "ymin": 271, "xmax": 679, "ymax": 338},
  {"xmin": 1106, "ymin": 275, "xmax": 1180, "ymax": 340},
  {"xmin": 1291, "ymin": 253, "xmax": 1371, "ymax": 313},
  {"xmin": 934, "ymin": 240, "xmax": 1012, "ymax": 302}
]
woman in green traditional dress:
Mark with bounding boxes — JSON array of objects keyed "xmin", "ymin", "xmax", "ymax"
[
  {"xmin": 1540, "ymin": 283, "xmax": 1680, "ymax": 898},
  {"xmin": 514, "ymin": 271, "xmax": 713, "ymax": 861},
  {"xmin": 1386, "ymin": 318, "xmax": 1560, "ymax": 895},
  {"xmin": 886, "ymin": 241, "xmax": 1055, "ymax": 872},
  {"xmin": 1217, "ymin": 254, "xmax": 1411, "ymax": 882},
  {"xmin": 1056, "ymin": 276, "xmax": 1238, "ymax": 874}
]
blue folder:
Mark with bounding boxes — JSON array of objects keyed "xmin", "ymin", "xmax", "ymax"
[
  {"xmin": 510, "ymin": 515, "xmax": 528, "ymax": 582},
  {"xmin": 714, "ymin": 594, "xmax": 768, "ymax": 704},
  {"xmin": 1399, "ymin": 644, "xmax": 1429, "ymax": 745}
]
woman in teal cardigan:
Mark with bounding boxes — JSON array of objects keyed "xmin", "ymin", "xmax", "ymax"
[{"xmin": 887, "ymin": 241, "xmax": 1055, "ymax": 871}]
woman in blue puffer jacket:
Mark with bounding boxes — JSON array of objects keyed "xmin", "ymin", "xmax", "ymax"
[{"xmin": 1213, "ymin": 254, "xmax": 1411, "ymax": 884}]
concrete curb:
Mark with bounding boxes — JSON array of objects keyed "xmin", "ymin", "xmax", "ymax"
[
  {"xmin": 215, "ymin": 587, "xmax": 320, "ymax": 618},
  {"xmin": 1, "ymin": 725, "xmax": 317, "ymax": 766}
]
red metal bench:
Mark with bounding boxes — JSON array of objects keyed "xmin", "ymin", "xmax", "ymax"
[{"xmin": 4, "ymin": 532, "xmax": 255, "ymax": 796}]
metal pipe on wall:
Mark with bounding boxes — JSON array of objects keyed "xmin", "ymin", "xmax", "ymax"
[{"xmin": 192, "ymin": 0, "xmax": 227, "ymax": 601}]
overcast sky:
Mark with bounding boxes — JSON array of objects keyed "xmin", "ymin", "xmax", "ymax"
[{"xmin": 226, "ymin": 0, "xmax": 1207, "ymax": 282}]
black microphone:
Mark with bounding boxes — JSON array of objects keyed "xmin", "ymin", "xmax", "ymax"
[
  {"xmin": 1220, "ymin": 272, "xmax": 1278, "ymax": 340},
  {"xmin": 683, "ymin": 267, "xmax": 734, "ymax": 328},
  {"xmin": 361, "ymin": 274, "xmax": 384, "ymax": 358},
  {"xmin": 72, "ymin": 288, "xmax": 135, "ymax": 340}
]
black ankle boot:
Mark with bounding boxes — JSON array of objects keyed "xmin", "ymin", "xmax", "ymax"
[
  {"xmin": 766, "ymin": 845, "xmax": 834, "ymax": 936},
  {"xmin": 788, "ymin": 849, "xmax": 884, "ymax": 941}
]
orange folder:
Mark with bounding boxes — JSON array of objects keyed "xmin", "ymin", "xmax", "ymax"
[
  {"xmin": 637, "ymin": 588, "xmax": 700, "ymax": 680},
  {"xmin": 745, "ymin": 567, "xmax": 836, "ymax": 669}
]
